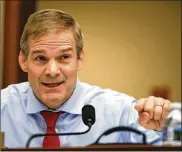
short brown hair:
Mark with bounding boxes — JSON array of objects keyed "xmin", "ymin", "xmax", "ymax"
[{"xmin": 20, "ymin": 9, "xmax": 84, "ymax": 58}]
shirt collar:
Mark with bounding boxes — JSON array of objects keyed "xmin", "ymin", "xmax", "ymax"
[{"xmin": 25, "ymin": 80, "xmax": 84, "ymax": 115}]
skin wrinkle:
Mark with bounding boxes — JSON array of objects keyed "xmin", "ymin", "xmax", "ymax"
[
  {"xmin": 26, "ymin": 29, "xmax": 76, "ymax": 57},
  {"xmin": 30, "ymin": 40, "xmax": 74, "ymax": 51}
]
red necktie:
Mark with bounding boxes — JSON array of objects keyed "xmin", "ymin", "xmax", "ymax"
[{"xmin": 40, "ymin": 111, "xmax": 61, "ymax": 148}]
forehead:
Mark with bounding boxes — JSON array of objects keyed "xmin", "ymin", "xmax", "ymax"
[{"xmin": 28, "ymin": 30, "xmax": 75, "ymax": 50}]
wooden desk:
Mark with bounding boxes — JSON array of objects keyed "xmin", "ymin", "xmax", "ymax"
[{"xmin": 1, "ymin": 145, "xmax": 182, "ymax": 151}]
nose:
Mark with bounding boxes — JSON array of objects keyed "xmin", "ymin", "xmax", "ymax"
[{"xmin": 45, "ymin": 60, "xmax": 60, "ymax": 77}]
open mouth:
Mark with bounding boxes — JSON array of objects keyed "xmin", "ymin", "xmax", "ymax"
[{"xmin": 42, "ymin": 82, "xmax": 64, "ymax": 88}]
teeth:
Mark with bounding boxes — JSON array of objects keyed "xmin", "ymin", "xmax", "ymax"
[{"xmin": 44, "ymin": 83, "xmax": 60, "ymax": 87}]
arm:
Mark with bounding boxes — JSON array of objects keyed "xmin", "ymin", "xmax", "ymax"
[{"xmin": 119, "ymin": 97, "xmax": 170, "ymax": 145}]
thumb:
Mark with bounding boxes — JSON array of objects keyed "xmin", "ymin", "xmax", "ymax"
[{"xmin": 138, "ymin": 112, "xmax": 150, "ymax": 125}]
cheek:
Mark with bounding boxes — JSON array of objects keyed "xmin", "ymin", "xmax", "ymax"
[
  {"xmin": 27, "ymin": 66, "xmax": 43, "ymax": 82},
  {"xmin": 61, "ymin": 62, "xmax": 78, "ymax": 77}
]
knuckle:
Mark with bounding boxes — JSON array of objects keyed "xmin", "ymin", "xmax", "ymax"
[
  {"xmin": 139, "ymin": 98, "xmax": 146, "ymax": 103},
  {"xmin": 163, "ymin": 106, "xmax": 170, "ymax": 112},
  {"xmin": 148, "ymin": 96, "xmax": 155, "ymax": 100}
]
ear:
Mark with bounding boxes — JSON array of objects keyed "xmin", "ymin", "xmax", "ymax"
[
  {"xmin": 77, "ymin": 50, "xmax": 84, "ymax": 71},
  {"xmin": 18, "ymin": 51, "xmax": 28, "ymax": 72}
]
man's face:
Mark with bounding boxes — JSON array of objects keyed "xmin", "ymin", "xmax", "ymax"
[{"xmin": 19, "ymin": 31, "xmax": 84, "ymax": 109}]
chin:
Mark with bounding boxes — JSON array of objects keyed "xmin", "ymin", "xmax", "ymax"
[
  {"xmin": 42, "ymin": 96, "xmax": 66, "ymax": 108},
  {"xmin": 47, "ymin": 104, "xmax": 62, "ymax": 109},
  {"xmin": 44, "ymin": 99, "xmax": 64, "ymax": 109}
]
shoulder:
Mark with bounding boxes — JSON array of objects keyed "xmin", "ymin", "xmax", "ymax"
[
  {"xmin": 80, "ymin": 82, "xmax": 136, "ymax": 111},
  {"xmin": 1, "ymin": 82, "xmax": 30, "ymax": 108}
]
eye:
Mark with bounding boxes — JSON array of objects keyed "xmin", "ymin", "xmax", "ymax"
[
  {"xmin": 60, "ymin": 55, "xmax": 71, "ymax": 60},
  {"xmin": 35, "ymin": 56, "xmax": 47, "ymax": 61}
]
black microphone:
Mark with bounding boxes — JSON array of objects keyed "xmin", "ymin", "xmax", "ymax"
[
  {"xmin": 26, "ymin": 105, "xmax": 95, "ymax": 148},
  {"xmin": 82, "ymin": 105, "xmax": 95, "ymax": 127}
]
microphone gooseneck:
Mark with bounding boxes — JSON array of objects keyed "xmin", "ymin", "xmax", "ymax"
[
  {"xmin": 92, "ymin": 126, "xmax": 147, "ymax": 145},
  {"xmin": 26, "ymin": 105, "xmax": 95, "ymax": 148}
]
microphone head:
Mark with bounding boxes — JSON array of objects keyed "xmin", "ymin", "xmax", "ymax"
[{"xmin": 82, "ymin": 105, "xmax": 95, "ymax": 127}]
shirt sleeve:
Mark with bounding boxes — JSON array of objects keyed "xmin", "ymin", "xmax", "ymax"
[{"xmin": 119, "ymin": 99, "xmax": 163, "ymax": 145}]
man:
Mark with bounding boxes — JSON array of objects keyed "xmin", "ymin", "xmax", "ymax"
[{"xmin": 1, "ymin": 9, "xmax": 171, "ymax": 148}]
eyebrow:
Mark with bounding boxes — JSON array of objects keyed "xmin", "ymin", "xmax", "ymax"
[
  {"xmin": 32, "ymin": 50, "xmax": 45, "ymax": 54},
  {"xmin": 61, "ymin": 47, "xmax": 73, "ymax": 52},
  {"xmin": 31, "ymin": 48, "xmax": 73, "ymax": 55}
]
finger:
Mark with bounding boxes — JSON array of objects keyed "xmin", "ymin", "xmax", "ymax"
[
  {"xmin": 138, "ymin": 112, "xmax": 151, "ymax": 126},
  {"xmin": 154, "ymin": 105, "xmax": 163, "ymax": 120},
  {"xmin": 161, "ymin": 100, "xmax": 171, "ymax": 119},
  {"xmin": 155, "ymin": 97, "xmax": 165, "ymax": 106},
  {"xmin": 134, "ymin": 98, "xmax": 146, "ymax": 112},
  {"xmin": 144, "ymin": 96, "xmax": 155, "ymax": 119}
]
